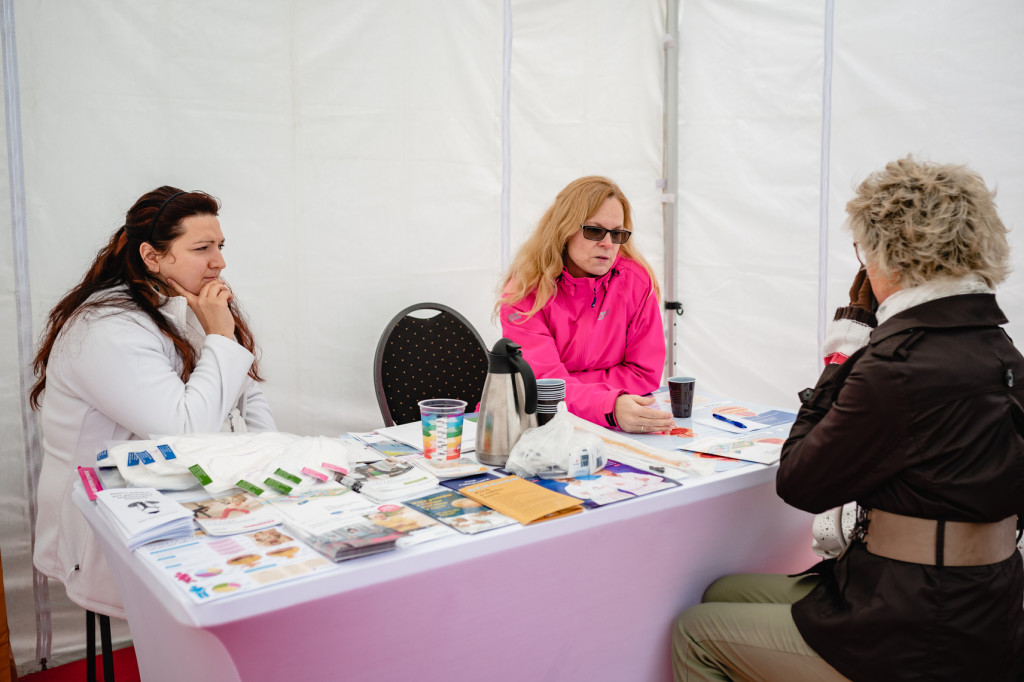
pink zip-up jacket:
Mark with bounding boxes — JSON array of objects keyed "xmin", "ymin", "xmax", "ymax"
[{"xmin": 500, "ymin": 256, "xmax": 665, "ymax": 427}]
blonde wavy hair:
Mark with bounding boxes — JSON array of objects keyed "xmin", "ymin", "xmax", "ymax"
[
  {"xmin": 497, "ymin": 176, "xmax": 660, "ymax": 318},
  {"xmin": 847, "ymin": 156, "xmax": 1010, "ymax": 288}
]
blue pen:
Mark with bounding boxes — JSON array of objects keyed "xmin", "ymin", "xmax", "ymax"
[{"xmin": 713, "ymin": 413, "xmax": 747, "ymax": 429}]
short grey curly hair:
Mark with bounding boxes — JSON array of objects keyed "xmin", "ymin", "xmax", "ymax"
[{"xmin": 846, "ymin": 156, "xmax": 1010, "ymax": 288}]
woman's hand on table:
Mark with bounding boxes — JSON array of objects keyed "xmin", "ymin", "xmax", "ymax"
[
  {"xmin": 614, "ymin": 394, "xmax": 676, "ymax": 434},
  {"xmin": 168, "ymin": 277, "xmax": 236, "ymax": 339}
]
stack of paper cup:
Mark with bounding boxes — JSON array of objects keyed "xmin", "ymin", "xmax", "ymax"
[{"xmin": 536, "ymin": 378, "xmax": 566, "ymax": 426}]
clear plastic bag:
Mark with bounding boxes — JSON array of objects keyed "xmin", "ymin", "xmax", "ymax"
[{"xmin": 506, "ymin": 403, "xmax": 606, "ymax": 479}]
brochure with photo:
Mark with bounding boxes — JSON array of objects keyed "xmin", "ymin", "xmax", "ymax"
[
  {"xmin": 286, "ymin": 516, "xmax": 407, "ymax": 562},
  {"xmin": 137, "ymin": 527, "xmax": 334, "ymax": 604},
  {"xmin": 181, "ymin": 491, "xmax": 285, "ymax": 536},
  {"xmin": 526, "ymin": 459, "xmax": 680, "ymax": 508},
  {"xmin": 403, "ymin": 490, "xmax": 516, "ymax": 535}
]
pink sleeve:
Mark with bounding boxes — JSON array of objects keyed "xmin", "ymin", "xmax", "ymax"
[{"xmin": 500, "ymin": 298, "xmax": 622, "ymax": 427}]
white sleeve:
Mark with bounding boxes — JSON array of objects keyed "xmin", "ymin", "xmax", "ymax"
[
  {"xmin": 241, "ymin": 379, "xmax": 278, "ymax": 432},
  {"xmin": 55, "ymin": 311, "xmax": 258, "ymax": 438}
]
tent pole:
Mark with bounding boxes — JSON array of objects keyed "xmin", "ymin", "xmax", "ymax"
[
  {"xmin": 662, "ymin": 0, "xmax": 681, "ymax": 376},
  {"xmin": 1, "ymin": 0, "xmax": 51, "ymax": 669}
]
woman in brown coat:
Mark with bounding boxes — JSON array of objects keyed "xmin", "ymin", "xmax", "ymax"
[{"xmin": 673, "ymin": 157, "xmax": 1024, "ymax": 681}]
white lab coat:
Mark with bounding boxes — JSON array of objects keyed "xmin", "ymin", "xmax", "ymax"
[{"xmin": 33, "ymin": 288, "xmax": 276, "ymax": 618}]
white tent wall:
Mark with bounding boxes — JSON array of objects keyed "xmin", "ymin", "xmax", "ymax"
[
  {"xmin": 826, "ymin": 0, "xmax": 1024, "ymax": 346},
  {"xmin": 2, "ymin": 0, "xmax": 1023, "ymax": 675},
  {"xmin": 674, "ymin": 1, "xmax": 826, "ymax": 407},
  {"xmin": 674, "ymin": 0, "xmax": 1024, "ymax": 409},
  {"xmin": 508, "ymin": 0, "xmax": 666, "ymax": 278}
]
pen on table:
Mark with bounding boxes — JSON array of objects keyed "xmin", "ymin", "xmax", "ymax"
[{"xmin": 713, "ymin": 413, "xmax": 747, "ymax": 429}]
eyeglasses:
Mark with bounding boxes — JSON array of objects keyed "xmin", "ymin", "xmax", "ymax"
[
  {"xmin": 853, "ymin": 241, "xmax": 865, "ymax": 266},
  {"xmin": 581, "ymin": 225, "xmax": 632, "ymax": 244}
]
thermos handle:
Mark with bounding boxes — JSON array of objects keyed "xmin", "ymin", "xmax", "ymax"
[{"xmin": 506, "ymin": 342, "xmax": 537, "ymax": 415}]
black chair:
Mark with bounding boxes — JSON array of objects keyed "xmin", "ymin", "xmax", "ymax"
[
  {"xmin": 374, "ymin": 303, "xmax": 489, "ymax": 426},
  {"xmin": 85, "ymin": 609, "xmax": 115, "ymax": 682}
]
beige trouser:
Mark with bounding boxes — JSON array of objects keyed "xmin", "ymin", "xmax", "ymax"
[{"xmin": 671, "ymin": 573, "xmax": 851, "ymax": 682}]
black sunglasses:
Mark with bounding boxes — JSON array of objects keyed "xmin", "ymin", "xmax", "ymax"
[{"xmin": 580, "ymin": 225, "xmax": 632, "ymax": 244}]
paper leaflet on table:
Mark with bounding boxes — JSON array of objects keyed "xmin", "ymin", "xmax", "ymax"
[
  {"xmin": 137, "ymin": 527, "xmax": 334, "ymax": 604},
  {"xmin": 526, "ymin": 459, "xmax": 680, "ymax": 508},
  {"xmin": 411, "ymin": 456, "xmax": 488, "ymax": 479},
  {"xmin": 458, "ymin": 476, "xmax": 583, "ymax": 525},
  {"xmin": 404, "ymin": 489, "xmax": 517, "ymax": 534},
  {"xmin": 373, "ymin": 419, "xmax": 478, "ymax": 454},
  {"xmin": 691, "ymin": 416, "xmax": 770, "ymax": 434},
  {"xmin": 285, "ymin": 518, "xmax": 408, "ymax": 562},
  {"xmin": 566, "ymin": 415, "xmax": 717, "ymax": 478},
  {"xmin": 262, "ymin": 481, "xmax": 377, "ymax": 534},
  {"xmin": 349, "ymin": 432, "xmax": 421, "ymax": 460},
  {"xmin": 94, "ymin": 488, "xmax": 196, "ymax": 551},
  {"xmin": 640, "ymin": 389, "xmax": 797, "ymax": 466},
  {"xmin": 358, "ymin": 502, "xmax": 457, "ymax": 547},
  {"xmin": 337, "ymin": 459, "xmax": 441, "ymax": 503},
  {"xmin": 181, "ymin": 491, "xmax": 286, "ymax": 536}
]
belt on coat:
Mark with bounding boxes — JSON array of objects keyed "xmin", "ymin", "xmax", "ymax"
[{"xmin": 864, "ymin": 509, "xmax": 1018, "ymax": 567}]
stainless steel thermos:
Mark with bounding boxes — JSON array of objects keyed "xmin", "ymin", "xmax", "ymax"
[{"xmin": 476, "ymin": 339, "xmax": 538, "ymax": 466}]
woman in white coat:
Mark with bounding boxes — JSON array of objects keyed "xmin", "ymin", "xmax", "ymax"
[{"xmin": 31, "ymin": 186, "xmax": 276, "ymax": 618}]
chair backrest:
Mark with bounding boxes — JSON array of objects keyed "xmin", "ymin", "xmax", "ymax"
[{"xmin": 373, "ymin": 303, "xmax": 489, "ymax": 426}]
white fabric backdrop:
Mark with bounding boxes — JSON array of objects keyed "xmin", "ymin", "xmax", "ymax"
[
  {"xmin": 674, "ymin": 0, "xmax": 1024, "ymax": 409},
  {"xmin": 1, "ymin": 0, "xmax": 1022, "ymax": 673},
  {"xmin": 1, "ymin": 0, "xmax": 667, "ymax": 670}
]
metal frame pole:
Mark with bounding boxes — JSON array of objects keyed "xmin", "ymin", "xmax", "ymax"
[{"xmin": 661, "ymin": 0, "xmax": 682, "ymax": 376}]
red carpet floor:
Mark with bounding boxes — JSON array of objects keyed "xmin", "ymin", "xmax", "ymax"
[{"xmin": 19, "ymin": 647, "xmax": 140, "ymax": 682}]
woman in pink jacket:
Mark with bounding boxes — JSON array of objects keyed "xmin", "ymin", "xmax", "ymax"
[{"xmin": 498, "ymin": 176, "xmax": 673, "ymax": 433}]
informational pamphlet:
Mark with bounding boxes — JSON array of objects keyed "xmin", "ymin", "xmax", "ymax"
[
  {"xmin": 137, "ymin": 527, "xmax": 334, "ymax": 604},
  {"xmin": 458, "ymin": 476, "xmax": 583, "ymax": 525},
  {"xmin": 361, "ymin": 502, "xmax": 456, "ymax": 547},
  {"xmin": 374, "ymin": 419, "xmax": 478, "ymax": 454},
  {"xmin": 265, "ymin": 481, "xmax": 377, "ymax": 534},
  {"xmin": 181, "ymin": 491, "xmax": 285, "ymax": 536},
  {"xmin": 411, "ymin": 456, "xmax": 488, "ymax": 480},
  {"xmin": 94, "ymin": 488, "xmax": 195, "ymax": 551},
  {"xmin": 526, "ymin": 459, "xmax": 680, "ymax": 508},
  {"xmin": 339, "ymin": 459, "xmax": 440, "ymax": 503},
  {"xmin": 611, "ymin": 389, "xmax": 798, "ymax": 468},
  {"xmin": 285, "ymin": 517, "xmax": 407, "ymax": 562},
  {"xmin": 404, "ymin": 490, "xmax": 516, "ymax": 535}
]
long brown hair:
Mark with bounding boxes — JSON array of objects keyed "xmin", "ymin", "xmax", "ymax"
[
  {"xmin": 497, "ymin": 175, "xmax": 660, "ymax": 319},
  {"xmin": 30, "ymin": 186, "xmax": 263, "ymax": 409}
]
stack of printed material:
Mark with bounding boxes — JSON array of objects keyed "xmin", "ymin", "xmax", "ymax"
[
  {"xmin": 94, "ymin": 488, "xmax": 195, "ymax": 551},
  {"xmin": 286, "ymin": 518, "xmax": 408, "ymax": 562},
  {"xmin": 338, "ymin": 459, "xmax": 439, "ymax": 503}
]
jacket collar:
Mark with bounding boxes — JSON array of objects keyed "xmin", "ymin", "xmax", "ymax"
[
  {"xmin": 557, "ymin": 257, "xmax": 621, "ymax": 293},
  {"xmin": 159, "ymin": 294, "xmax": 189, "ymax": 329},
  {"xmin": 870, "ymin": 293, "xmax": 1008, "ymax": 344}
]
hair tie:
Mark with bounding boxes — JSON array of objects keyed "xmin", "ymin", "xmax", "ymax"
[{"xmin": 147, "ymin": 191, "xmax": 187, "ymax": 242}]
